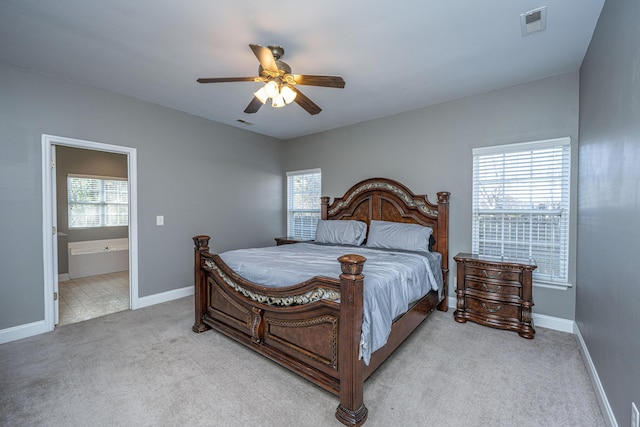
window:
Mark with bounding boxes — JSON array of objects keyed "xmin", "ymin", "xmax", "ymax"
[
  {"xmin": 287, "ymin": 169, "xmax": 321, "ymax": 239},
  {"xmin": 68, "ymin": 174, "xmax": 129, "ymax": 228},
  {"xmin": 472, "ymin": 137, "xmax": 570, "ymax": 285}
]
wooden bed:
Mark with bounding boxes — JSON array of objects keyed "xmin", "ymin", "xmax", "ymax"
[{"xmin": 192, "ymin": 177, "xmax": 450, "ymax": 426}]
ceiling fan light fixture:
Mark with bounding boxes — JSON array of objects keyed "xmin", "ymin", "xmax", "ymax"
[
  {"xmin": 253, "ymin": 86, "xmax": 268, "ymax": 104},
  {"xmin": 281, "ymin": 84, "xmax": 297, "ymax": 104},
  {"xmin": 272, "ymin": 93, "xmax": 286, "ymax": 108},
  {"xmin": 197, "ymin": 44, "xmax": 345, "ymax": 115},
  {"xmin": 264, "ymin": 81, "xmax": 279, "ymax": 98}
]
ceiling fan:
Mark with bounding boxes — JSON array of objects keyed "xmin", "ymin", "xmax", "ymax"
[{"xmin": 197, "ymin": 44, "xmax": 345, "ymax": 115}]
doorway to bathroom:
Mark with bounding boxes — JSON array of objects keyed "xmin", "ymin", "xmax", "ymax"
[
  {"xmin": 56, "ymin": 146, "xmax": 129, "ymax": 325},
  {"xmin": 42, "ymin": 134, "xmax": 139, "ymax": 330}
]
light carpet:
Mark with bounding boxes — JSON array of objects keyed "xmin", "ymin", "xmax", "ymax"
[{"xmin": 0, "ymin": 296, "xmax": 604, "ymax": 426}]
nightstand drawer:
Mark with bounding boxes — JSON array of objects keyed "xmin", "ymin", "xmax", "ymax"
[
  {"xmin": 465, "ymin": 296, "xmax": 521, "ymax": 321},
  {"xmin": 464, "ymin": 265, "xmax": 522, "ymax": 283},
  {"xmin": 465, "ymin": 277, "xmax": 521, "ymax": 296}
]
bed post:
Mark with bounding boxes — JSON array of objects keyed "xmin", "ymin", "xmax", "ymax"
[
  {"xmin": 335, "ymin": 254, "xmax": 368, "ymax": 427},
  {"xmin": 321, "ymin": 196, "xmax": 330, "ymax": 220},
  {"xmin": 436, "ymin": 192, "xmax": 450, "ymax": 312},
  {"xmin": 192, "ymin": 235, "xmax": 211, "ymax": 333}
]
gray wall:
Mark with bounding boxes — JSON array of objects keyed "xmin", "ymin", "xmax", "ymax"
[
  {"xmin": 0, "ymin": 62, "xmax": 284, "ymax": 329},
  {"xmin": 578, "ymin": 0, "xmax": 640, "ymax": 425},
  {"xmin": 56, "ymin": 146, "xmax": 129, "ymax": 274},
  {"xmin": 284, "ymin": 72, "xmax": 580, "ymax": 319}
]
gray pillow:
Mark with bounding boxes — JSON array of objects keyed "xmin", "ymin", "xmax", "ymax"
[
  {"xmin": 366, "ymin": 220, "xmax": 433, "ymax": 252},
  {"xmin": 315, "ymin": 220, "xmax": 368, "ymax": 246}
]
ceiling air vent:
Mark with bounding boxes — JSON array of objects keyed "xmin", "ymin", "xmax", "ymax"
[{"xmin": 520, "ymin": 6, "xmax": 547, "ymax": 36}]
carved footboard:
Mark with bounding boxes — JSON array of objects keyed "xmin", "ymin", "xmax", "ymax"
[{"xmin": 192, "ymin": 235, "xmax": 368, "ymax": 426}]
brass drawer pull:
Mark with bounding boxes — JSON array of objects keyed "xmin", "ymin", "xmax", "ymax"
[
  {"xmin": 481, "ymin": 302, "xmax": 502, "ymax": 313},
  {"xmin": 482, "ymin": 270, "xmax": 503, "ymax": 279},
  {"xmin": 481, "ymin": 283, "xmax": 502, "ymax": 293}
]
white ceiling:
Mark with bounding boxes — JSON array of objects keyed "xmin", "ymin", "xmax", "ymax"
[{"xmin": 0, "ymin": 1, "xmax": 604, "ymax": 140}]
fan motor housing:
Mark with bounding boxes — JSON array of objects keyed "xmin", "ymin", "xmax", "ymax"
[
  {"xmin": 268, "ymin": 45, "xmax": 285, "ymax": 60},
  {"xmin": 258, "ymin": 60, "xmax": 291, "ymax": 76}
]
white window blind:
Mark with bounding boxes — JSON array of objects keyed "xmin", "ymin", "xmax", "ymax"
[
  {"xmin": 68, "ymin": 174, "xmax": 129, "ymax": 228},
  {"xmin": 472, "ymin": 137, "xmax": 570, "ymax": 284},
  {"xmin": 286, "ymin": 169, "xmax": 321, "ymax": 239}
]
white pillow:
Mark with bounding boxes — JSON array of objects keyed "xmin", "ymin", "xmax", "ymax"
[
  {"xmin": 366, "ymin": 220, "xmax": 433, "ymax": 252},
  {"xmin": 315, "ymin": 220, "xmax": 368, "ymax": 246}
]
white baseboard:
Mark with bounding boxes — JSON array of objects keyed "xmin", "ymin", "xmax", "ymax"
[
  {"xmin": 58, "ymin": 273, "xmax": 70, "ymax": 282},
  {"xmin": 136, "ymin": 285, "xmax": 194, "ymax": 309},
  {"xmin": 448, "ymin": 296, "xmax": 456, "ymax": 312},
  {"xmin": 575, "ymin": 324, "xmax": 618, "ymax": 427},
  {"xmin": 0, "ymin": 319, "xmax": 49, "ymax": 345},
  {"xmin": 532, "ymin": 312, "xmax": 574, "ymax": 333}
]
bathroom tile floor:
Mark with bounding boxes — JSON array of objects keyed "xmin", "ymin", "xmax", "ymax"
[{"xmin": 58, "ymin": 270, "xmax": 129, "ymax": 326}]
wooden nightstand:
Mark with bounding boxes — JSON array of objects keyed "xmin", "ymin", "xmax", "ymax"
[
  {"xmin": 453, "ymin": 253, "xmax": 537, "ymax": 339},
  {"xmin": 274, "ymin": 237, "xmax": 313, "ymax": 246}
]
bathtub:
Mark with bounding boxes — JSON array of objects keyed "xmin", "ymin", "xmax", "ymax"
[{"xmin": 67, "ymin": 238, "xmax": 129, "ymax": 279}]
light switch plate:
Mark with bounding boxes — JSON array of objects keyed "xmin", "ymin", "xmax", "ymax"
[{"xmin": 156, "ymin": 215, "xmax": 164, "ymax": 226}]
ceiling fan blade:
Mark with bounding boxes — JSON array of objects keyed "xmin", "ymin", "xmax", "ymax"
[
  {"xmin": 291, "ymin": 87, "xmax": 322, "ymax": 115},
  {"xmin": 244, "ymin": 96, "xmax": 264, "ymax": 114},
  {"xmin": 291, "ymin": 75, "xmax": 345, "ymax": 88},
  {"xmin": 197, "ymin": 77, "xmax": 262, "ymax": 84},
  {"xmin": 249, "ymin": 44, "xmax": 278, "ymax": 73}
]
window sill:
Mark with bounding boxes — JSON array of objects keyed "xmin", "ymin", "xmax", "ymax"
[{"xmin": 533, "ymin": 280, "xmax": 573, "ymax": 290}]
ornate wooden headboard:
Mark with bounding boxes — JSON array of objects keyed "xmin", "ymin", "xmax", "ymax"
[{"xmin": 320, "ymin": 177, "xmax": 450, "ymax": 274}]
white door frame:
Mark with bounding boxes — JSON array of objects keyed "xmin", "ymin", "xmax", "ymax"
[
  {"xmin": 50, "ymin": 144, "xmax": 59, "ymax": 325},
  {"xmin": 42, "ymin": 134, "xmax": 139, "ymax": 331}
]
